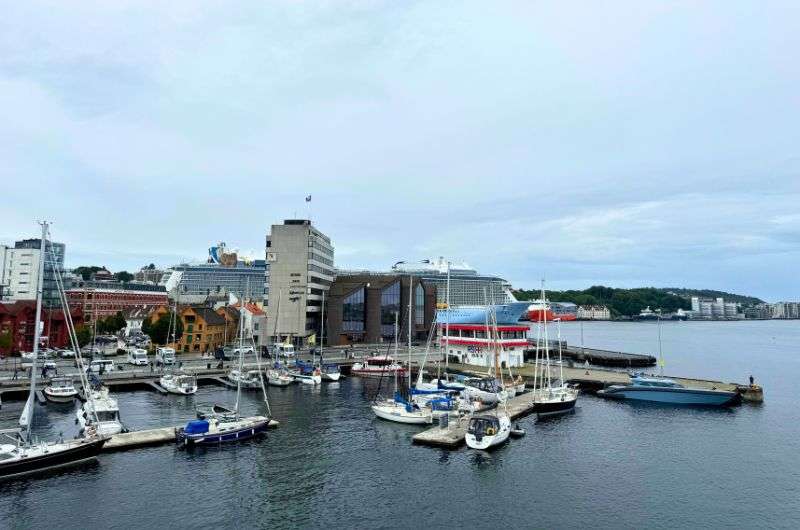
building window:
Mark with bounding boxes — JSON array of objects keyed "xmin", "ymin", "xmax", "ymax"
[
  {"xmin": 342, "ymin": 287, "xmax": 365, "ymax": 332},
  {"xmin": 380, "ymin": 281, "xmax": 400, "ymax": 338},
  {"xmin": 415, "ymin": 284, "xmax": 425, "ymax": 326}
]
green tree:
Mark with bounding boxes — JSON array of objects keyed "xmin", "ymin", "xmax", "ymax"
[
  {"xmin": 146, "ymin": 312, "xmax": 183, "ymax": 345},
  {"xmin": 75, "ymin": 325, "xmax": 92, "ymax": 347},
  {"xmin": 73, "ymin": 266, "xmax": 104, "ymax": 281},
  {"xmin": 114, "ymin": 271, "xmax": 134, "ymax": 283},
  {"xmin": 0, "ymin": 330, "xmax": 12, "ymax": 351}
]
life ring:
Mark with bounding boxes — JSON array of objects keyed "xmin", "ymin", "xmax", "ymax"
[{"xmin": 486, "ymin": 427, "xmax": 496, "ymax": 436}]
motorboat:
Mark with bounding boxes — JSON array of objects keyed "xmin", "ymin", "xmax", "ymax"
[
  {"xmin": 77, "ymin": 387, "xmax": 124, "ymax": 437},
  {"xmin": 43, "ymin": 376, "xmax": 79, "ymax": 403},
  {"xmin": 597, "ymin": 375, "xmax": 741, "ymax": 407},
  {"xmin": 321, "ymin": 363, "xmax": 341, "ymax": 382},
  {"xmin": 351, "ymin": 356, "xmax": 406, "ymax": 378},
  {"xmin": 371, "ymin": 392, "xmax": 433, "ymax": 425},
  {"xmin": 176, "ymin": 416, "xmax": 271, "ymax": 447},
  {"xmin": 465, "ymin": 414, "xmax": 511, "ymax": 450},
  {"xmin": 227, "ymin": 369, "xmax": 263, "ymax": 389},
  {"xmin": 160, "ymin": 373, "xmax": 198, "ymax": 395}
]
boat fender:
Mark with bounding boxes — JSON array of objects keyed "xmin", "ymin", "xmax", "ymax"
[{"xmin": 486, "ymin": 427, "xmax": 496, "ymax": 436}]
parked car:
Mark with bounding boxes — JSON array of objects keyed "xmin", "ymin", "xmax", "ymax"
[
  {"xmin": 88, "ymin": 359, "xmax": 115, "ymax": 374},
  {"xmin": 59, "ymin": 349, "xmax": 76, "ymax": 358}
]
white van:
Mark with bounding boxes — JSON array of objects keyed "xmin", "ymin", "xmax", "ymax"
[
  {"xmin": 155, "ymin": 347, "xmax": 176, "ymax": 366},
  {"xmin": 89, "ymin": 359, "xmax": 115, "ymax": 374},
  {"xmin": 272, "ymin": 343, "xmax": 295, "ymax": 359},
  {"xmin": 127, "ymin": 348, "xmax": 149, "ymax": 366}
]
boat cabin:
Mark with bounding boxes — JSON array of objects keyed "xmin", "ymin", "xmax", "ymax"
[
  {"xmin": 439, "ymin": 324, "xmax": 527, "ymax": 368},
  {"xmin": 467, "ymin": 415, "xmax": 501, "ymax": 437},
  {"xmin": 630, "ymin": 376, "xmax": 683, "ymax": 388}
]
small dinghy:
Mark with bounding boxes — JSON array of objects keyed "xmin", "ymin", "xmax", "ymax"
[{"xmin": 510, "ymin": 424, "xmax": 526, "ymax": 438}]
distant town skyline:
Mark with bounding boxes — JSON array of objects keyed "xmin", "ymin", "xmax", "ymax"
[{"xmin": 2, "ymin": 2, "xmax": 798, "ymax": 302}]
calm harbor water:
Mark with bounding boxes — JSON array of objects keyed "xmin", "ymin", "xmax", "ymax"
[{"xmin": 1, "ymin": 321, "xmax": 799, "ymax": 529}]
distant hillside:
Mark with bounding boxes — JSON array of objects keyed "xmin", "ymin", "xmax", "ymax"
[
  {"xmin": 514, "ymin": 285, "xmax": 763, "ymax": 317},
  {"xmin": 661, "ymin": 288, "xmax": 764, "ymax": 306},
  {"xmin": 514, "ymin": 286, "xmax": 691, "ymax": 317}
]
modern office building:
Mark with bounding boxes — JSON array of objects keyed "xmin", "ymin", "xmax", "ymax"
[
  {"xmin": 690, "ymin": 297, "xmax": 742, "ymax": 320},
  {"xmin": 390, "ymin": 257, "xmax": 514, "ymax": 307},
  {"xmin": 265, "ymin": 220, "xmax": 334, "ymax": 347},
  {"xmin": 159, "ymin": 243, "xmax": 267, "ymax": 304},
  {"xmin": 0, "ymin": 238, "xmax": 66, "ymax": 308},
  {"xmin": 326, "ymin": 272, "xmax": 436, "ymax": 345}
]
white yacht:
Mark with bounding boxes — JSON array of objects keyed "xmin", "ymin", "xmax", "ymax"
[
  {"xmin": 77, "ymin": 387, "xmax": 124, "ymax": 437},
  {"xmin": 160, "ymin": 373, "xmax": 198, "ymax": 395},
  {"xmin": 465, "ymin": 414, "xmax": 511, "ymax": 450},
  {"xmin": 227, "ymin": 369, "xmax": 264, "ymax": 389},
  {"xmin": 43, "ymin": 376, "xmax": 79, "ymax": 403}
]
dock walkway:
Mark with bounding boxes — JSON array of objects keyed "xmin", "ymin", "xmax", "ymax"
[
  {"xmin": 413, "ymin": 392, "xmax": 535, "ymax": 448},
  {"xmin": 104, "ymin": 417, "xmax": 279, "ymax": 452}
]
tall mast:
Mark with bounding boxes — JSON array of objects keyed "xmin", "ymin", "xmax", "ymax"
[
  {"xmin": 20, "ymin": 222, "xmax": 48, "ymax": 442},
  {"xmin": 407, "ymin": 276, "xmax": 412, "ymax": 389},
  {"xmin": 657, "ymin": 310, "xmax": 664, "ymax": 377},
  {"xmin": 445, "ymin": 260, "xmax": 450, "ymax": 370},
  {"xmin": 320, "ymin": 289, "xmax": 325, "ymax": 359},
  {"xmin": 234, "ymin": 291, "xmax": 246, "ymax": 417},
  {"xmin": 556, "ymin": 317, "xmax": 564, "ymax": 387},
  {"xmin": 541, "ymin": 279, "xmax": 551, "ymax": 390}
]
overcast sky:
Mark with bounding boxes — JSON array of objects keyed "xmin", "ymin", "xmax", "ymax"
[{"xmin": 2, "ymin": 1, "xmax": 798, "ymax": 301}]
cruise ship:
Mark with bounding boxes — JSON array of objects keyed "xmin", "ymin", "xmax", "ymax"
[{"xmin": 436, "ymin": 302, "xmax": 530, "ymax": 325}]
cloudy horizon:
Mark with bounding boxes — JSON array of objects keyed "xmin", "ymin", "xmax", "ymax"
[{"xmin": 2, "ymin": 1, "xmax": 798, "ymax": 302}]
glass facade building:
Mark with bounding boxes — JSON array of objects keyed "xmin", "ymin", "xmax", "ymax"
[
  {"xmin": 342, "ymin": 287, "xmax": 365, "ymax": 332},
  {"xmin": 380, "ymin": 281, "xmax": 400, "ymax": 338}
]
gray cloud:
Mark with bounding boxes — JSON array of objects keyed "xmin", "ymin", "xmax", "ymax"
[{"xmin": 1, "ymin": 1, "xmax": 798, "ymax": 301}]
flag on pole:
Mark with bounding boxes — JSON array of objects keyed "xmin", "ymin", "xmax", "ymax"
[{"xmin": 305, "ymin": 195, "xmax": 312, "ymax": 202}]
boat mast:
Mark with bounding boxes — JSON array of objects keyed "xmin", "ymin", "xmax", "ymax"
[
  {"xmin": 320, "ymin": 289, "xmax": 325, "ymax": 361},
  {"xmin": 234, "ymin": 291, "xmax": 246, "ymax": 418},
  {"xmin": 657, "ymin": 310, "xmax": 664, "ymax": 377},
  {"xmin": 20, "ymin": 222, "xmax": 48, "ymax": 443},
  {"xmin": 393, "ymin": 311, "xmax": 399, "ymax": 394},
  {"xmin": 556, "ymin": 317, "xmax": 564, "ymax": 388},
  {"xmin": 407, "ymin": 276, "xmax": 412, "ymax": 389},
  {"xmin": 541, "ymin": 279, "xmax": 551, "ymax": 391},
  {"xmin": 445, "ymin": 260, "xmax": 450, "ymax": 370}
]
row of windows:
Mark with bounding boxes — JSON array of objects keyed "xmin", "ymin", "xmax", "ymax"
[
  {"xmin": 308, "ymin": 264, "xmax": 334, "ymax": 276},
  {"xmin": 443, "ymin": 329, "xmax": 527, "ymax": 339},
  {"xmin": 308, "ymin": 252, "xmax": 333, "ymax": 267},
  {"xmin": 308, "ymin": 239, "xmax": 333, "ymax": 256}
]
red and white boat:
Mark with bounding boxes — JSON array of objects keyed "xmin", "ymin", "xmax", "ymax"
[
  {"xmin": 351, "ymin": 356, "xmax": 407, "ymax": 378},
  {"xmin": 527, "ymin": 300, "xmax": 556, "ymax": 322}
]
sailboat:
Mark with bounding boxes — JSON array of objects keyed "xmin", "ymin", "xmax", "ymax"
[
  {"xmin": 177, "ymin": 290, "xmax": 272, "ymax": 447},
  {"xmin": 318, "ymin": 291, "xmax": 341, "ymax": 381},
  {"xmin": 597, "ymin": 313, "xmax": 741, "ymax": 407},
  {"xmin": 371, "ymin": 312, "xmax": 433, "ymax": 425},
  {"xmin": 1, "ymin": 222, "xmax": 107, "ymax": 479},
  {"xmin": 159, "ymin": 296, "xmax": 197, "ymax": 395},
  {"xmin": 529, "ymin": 282, "xmax": 578, "ymax": 416},
  {"xmin": 466, "ymin": 304, "xmax": 511, "ymax": 450}
]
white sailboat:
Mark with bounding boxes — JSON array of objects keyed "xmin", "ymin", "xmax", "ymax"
[
  {"xmin": 371, "ymin": 312, "xmax": 433, "ymax": 425},
  {"xmin": 466, "ymin": 304, "xmax": 512, "ymax": 450},
  {"xmin": 158, "ymin": 296, "xmax": 197, "ymax": 395},
  {"xmin": 318, "ymin": 290, "xmax": 341, "ymax": 382},
  {"xmin": 1, "ymin": 222, "xmax": 107, "ymax": 479}
]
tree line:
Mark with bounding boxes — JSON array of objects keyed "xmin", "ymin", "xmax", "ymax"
[{"xmin": 514, "ymin": 285, "xmax": 692, "ymax": 317}]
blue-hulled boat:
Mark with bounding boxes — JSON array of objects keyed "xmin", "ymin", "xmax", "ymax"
[{"xmin": 597, "ymin": 375, "xmax": 741, "ymax": 407}]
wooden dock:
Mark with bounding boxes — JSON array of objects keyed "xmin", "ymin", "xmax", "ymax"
[
  {"xmin": 103, "ymin": 416, "xmax": 280, "ymax": 452},
  {"xmin": 445, "ymin": 362, "xmax": 764, "ymax": 403},
  {"xmin": 413, "ymin": 392, "xmax": 536, "ymax": 448}
]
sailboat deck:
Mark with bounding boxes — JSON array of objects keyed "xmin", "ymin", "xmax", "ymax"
[
  {"xmin": 104, "ymin": 416, "xmax": 279, "ymax": 452},
  {"xmin": 412, "ymin": 392, "xmax": 536, "ymax": 448}
]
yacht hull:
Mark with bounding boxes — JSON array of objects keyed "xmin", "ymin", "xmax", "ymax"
[
  {"xmin": 533, "ymin": 396, "xmax": 578, "ymax": 416},
  {"xmin": 371, "ymin": 404, "xmax": 432, "ymax": 424},
  {"xmin": 0, "ymin": 438, "xmax": 107, "ymax": 480},
  {"xmin": 321, "ymin": 372, "xmax": 341, "ymax": 382},
  {"xmin": 178, "ymin": 418, "xmax": 270, "ymax": 447},
  {"xmin": 42, "ymin": 390, "xmax": 78, "ymax": 403},
  {"xmin": 598, "ymin": 386, "xmax": 741, "ymax": 406}
]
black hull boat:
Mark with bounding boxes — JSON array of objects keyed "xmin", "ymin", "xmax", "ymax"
[
  {"xmin": 0, "ymin": 437, "xmax": 108, "ymax": 480},
  {"xmin": 532, "ymin": 395, "xmax": 577, "ymax": 416}
]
